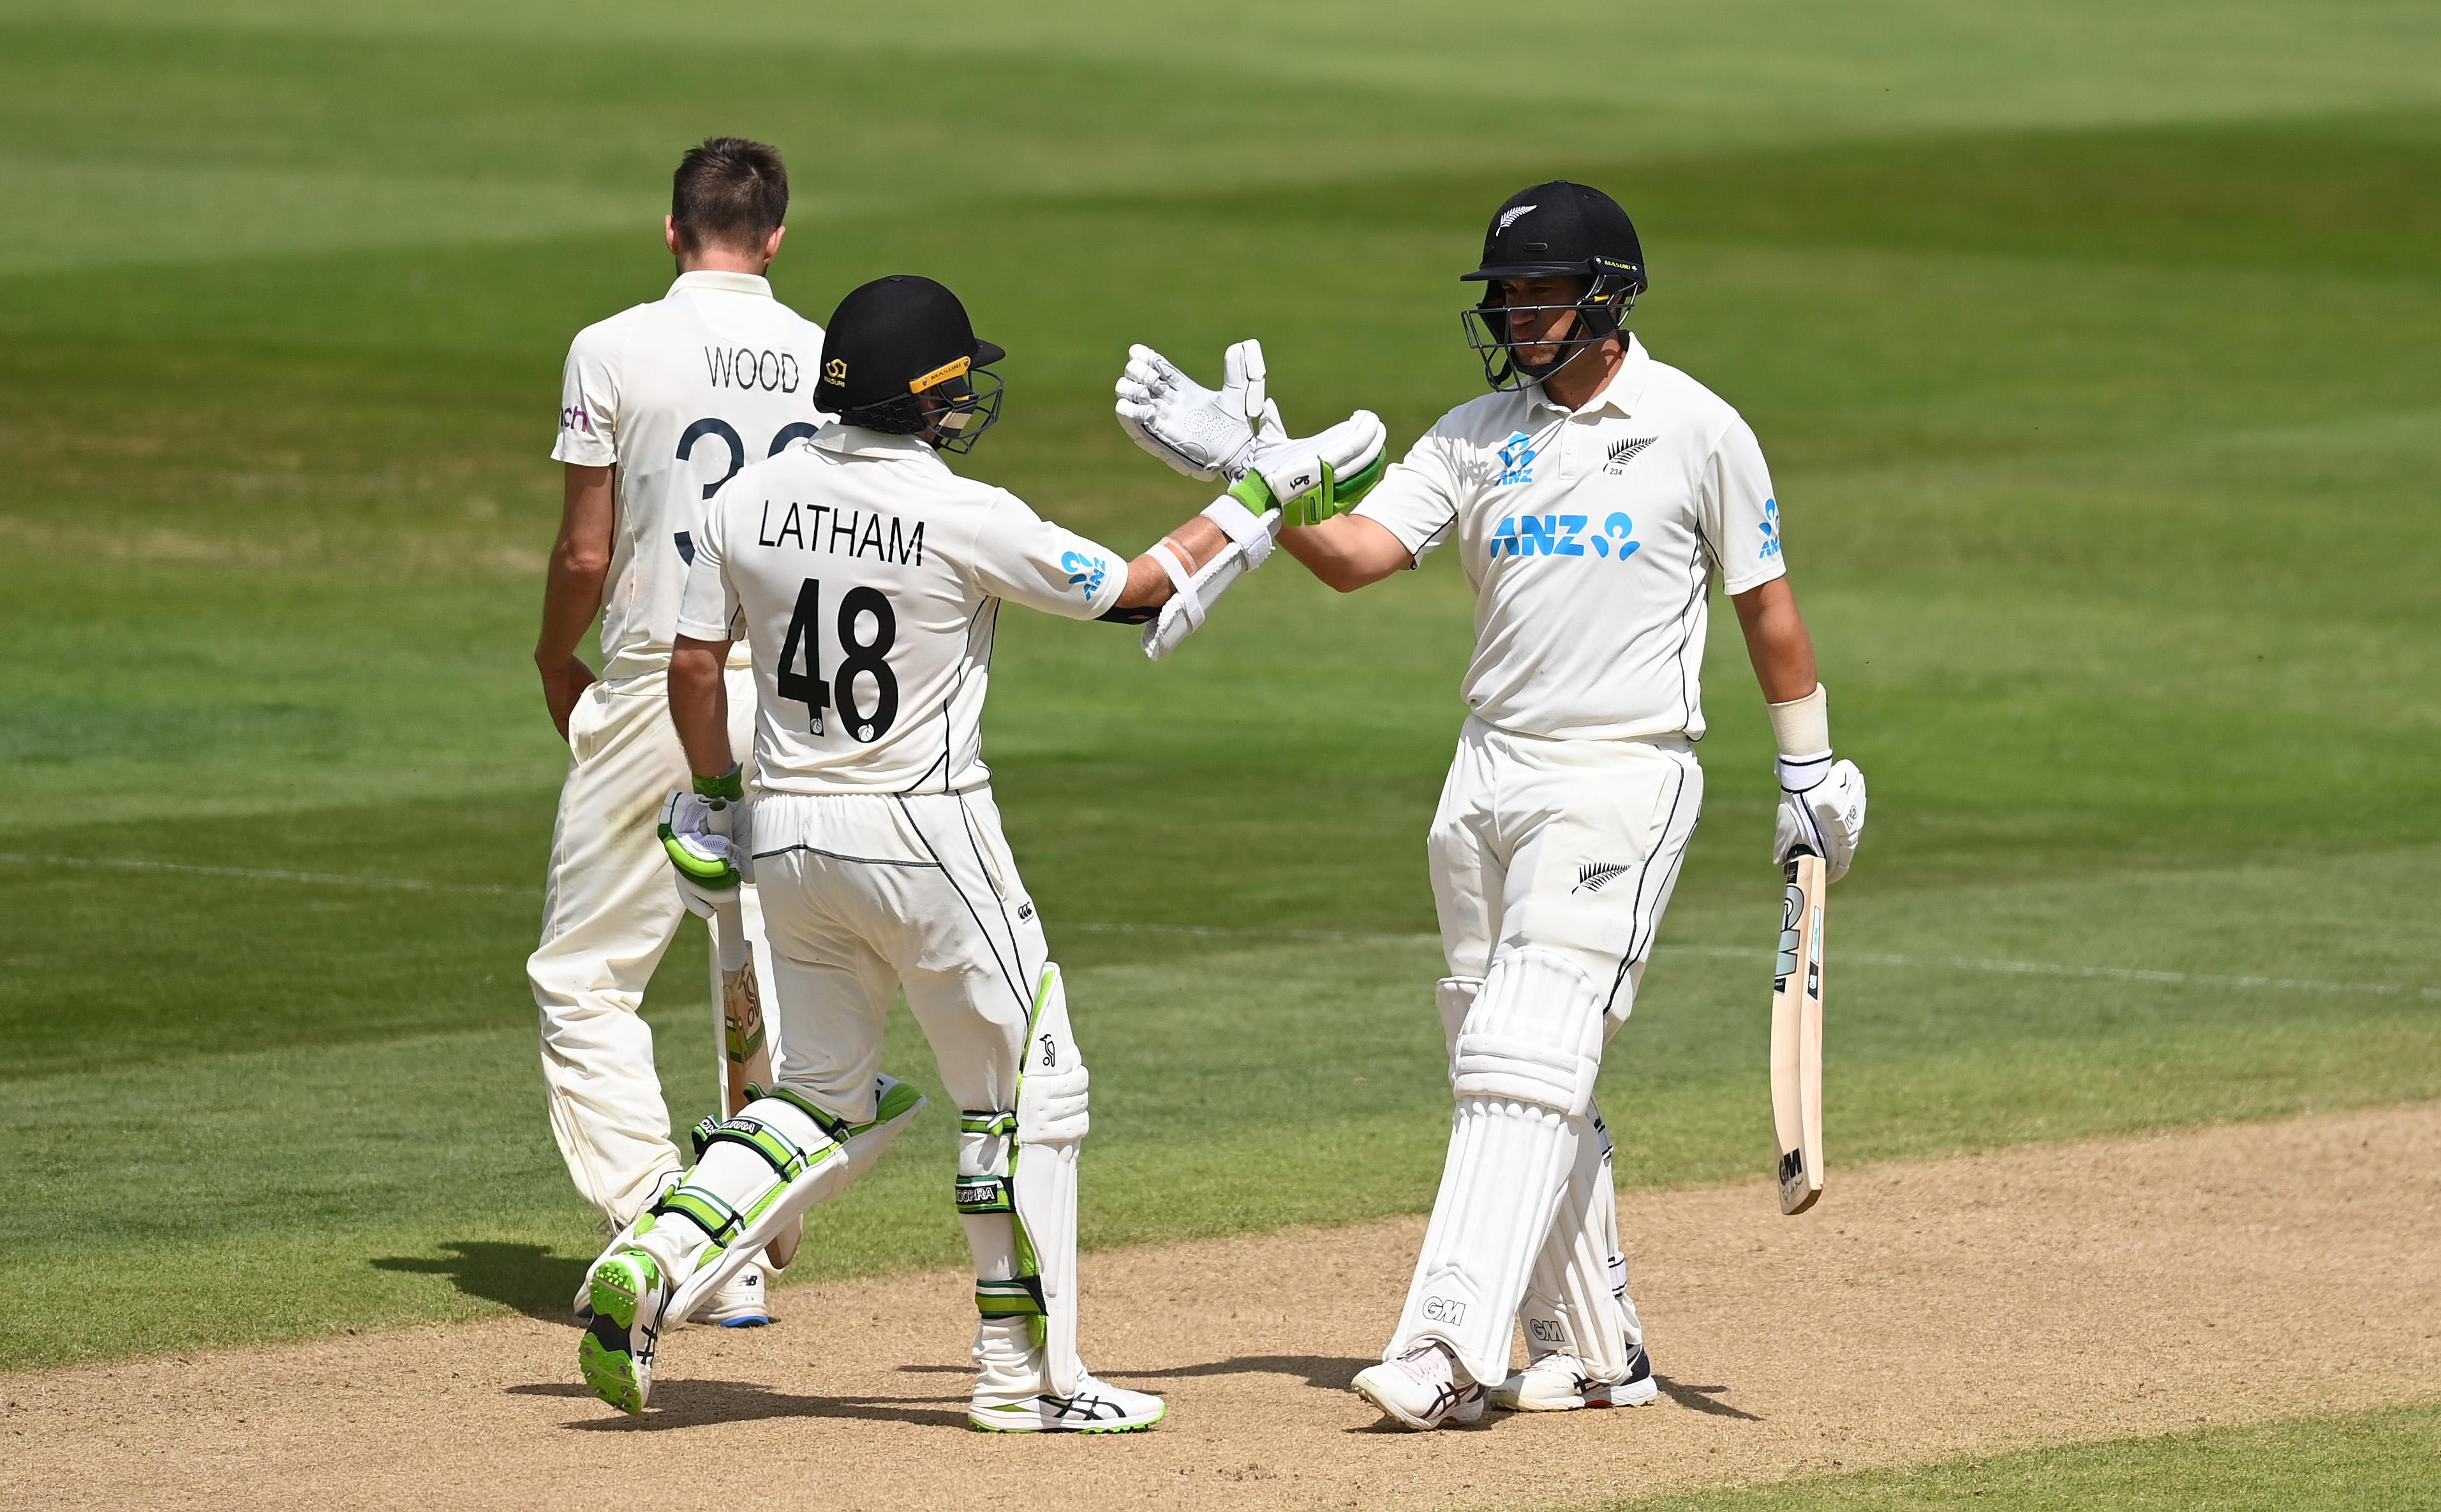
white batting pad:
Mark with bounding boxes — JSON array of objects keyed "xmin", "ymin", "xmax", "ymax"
[
  {"xmin": 1451, "ymin": 947, "xmax": 1606, "ymax": 1118},
  {"xmin": 1393, "ymin": 947, "xmax": 1609, "ymax": 1384},
  {"xmin": 1013, "ymin": 964, "xmax": 1092, "ymax": 1395},
  {"xmin": 658, "ymin": 1076, "xmax": 924, "ymax": 1323},
  {"xmin": 1519, "ymin": 1100, "xmax": 1632, "ymax": 1382},
  {"xmin": 1435, "ymin": 976, "xmax": 1481, "ymax": 1063},
  {"xmin": 1391, "ymin": 1097, "xmax": 1580, "ymax": 1387}
]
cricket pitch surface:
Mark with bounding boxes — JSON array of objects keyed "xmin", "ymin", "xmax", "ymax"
[{"xmin": 8, "ymin": 1104, "xmax": 2438, "ymax": 1511}]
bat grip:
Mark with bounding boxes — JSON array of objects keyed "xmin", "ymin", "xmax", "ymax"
[{"xmin": 710, "ymin": 896, "xmax": 752, "ymax": 974}]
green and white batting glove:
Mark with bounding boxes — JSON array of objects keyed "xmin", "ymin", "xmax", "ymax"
[
  {"xmin": 1229, "ymin": 409, "xmax": 1388, "ymax": 528},
  {"xmin": 658, "ymin": 766, "xmax": 746, "ymax": 918},
  {"xmin": 1114, "ymin": 340, "xmax": 1287, "ymax": 484}
]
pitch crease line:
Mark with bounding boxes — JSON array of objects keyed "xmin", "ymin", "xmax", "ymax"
[{"xmin": 10, "ymin": 854, "xmax": 2432, "ymax": 1001}]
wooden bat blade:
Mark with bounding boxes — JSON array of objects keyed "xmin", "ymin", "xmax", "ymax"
[{"xmin": 1770, "ymin": 852, "xmax": 1829, "ymax": 1215}]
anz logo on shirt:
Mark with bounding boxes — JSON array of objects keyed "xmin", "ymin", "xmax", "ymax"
[
  {"xmin": 1494, "ymin": 431, "xmax": 1538, "ymax": 487},
  {"xmin": 1490, "ymin": 512, "xmax": 1641, "ymax": 562},
  {"xmin": 1060, "ymin": 549, "xmax": 1108, "ymax": 597}
]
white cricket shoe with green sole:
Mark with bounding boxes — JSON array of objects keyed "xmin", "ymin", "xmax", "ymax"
[
  {"xmin": 577, "ymin": 1249, "xmax": 670, "ymax": 1414},
  {"xmin": 968, "ymin": 1376, "xmax": 1166, "ymax": 1434}
]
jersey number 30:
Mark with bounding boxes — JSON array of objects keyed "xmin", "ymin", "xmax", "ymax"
[{"xmin": 777, "ymin": 578, "xmax": 898, "ymax": 742}]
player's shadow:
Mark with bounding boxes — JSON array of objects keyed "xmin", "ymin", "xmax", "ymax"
[
  {"xmin": 510, "ymin": 1379, "xmax": 965, "ymax": 1432},
  {"xmin": 371, "ymin": 1241, "xmax": 591, "ymax": 1327},
  {"xmin": 1654, "ymin": 1374, "xmax": 1762, "ymax": 1420},
  {"xmin": 1111, "ymin": 1354, "xmax": 1378, "ymax": 1390}
]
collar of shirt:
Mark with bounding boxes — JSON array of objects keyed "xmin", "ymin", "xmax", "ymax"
[
  {"xmin": 1530, "ymin": 332, "xmax": 1651, "ymax": 421},
  {"xmin": 668, "ymin": 269, "xmax": 774, "ymax": 299},
  {"xmin": 813, "ymin": 422, "xmax": 939, "ymax": 459}
]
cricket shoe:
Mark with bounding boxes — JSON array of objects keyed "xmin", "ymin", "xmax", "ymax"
[
  {"xmin": 968, "ymin": 1377, "xmax": 1167, "ymax": 1434},
  {"xmin": 686, "ymin": 1259, "xmax": 773, "ymax": 1328},
  {"xmin": 578, "ymin": 1255, "xmax": 771, "ymax": 1327},
  {"xmin": 1352, "ymin": 1342, "xmax": 1486, "ymax": 1431},
  {"xmin": 1490, "ymin": 1342, "xmax": 1658, "ymax": 1412},
  {"xmin": 577, "ymin": 1249, "xmax": 670, "ymax": 1414}
]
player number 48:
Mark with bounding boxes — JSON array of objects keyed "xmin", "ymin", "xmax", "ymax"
[{"xmin": 776, "ymin": 577, "xmax": 899, "ymax": 741}]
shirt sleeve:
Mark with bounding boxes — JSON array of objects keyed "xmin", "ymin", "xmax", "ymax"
[
  {"xmin": 551, "ymin": 325, "xmax": 620, "ymax": 466},
  {"xmin": 965, "ymin": 491, "xmax": 1131, "ymax": 621},
  {"xmin": 1701, "ymin": 415, "xmax": 1788, "ymax": 595},
  {"xmin": 674, "ymin": 494, "xmax": 742, "ymax": 643},
  {"xmin": 1351, "ymin": 425, "xmax": 1465, "ymax": 561}
]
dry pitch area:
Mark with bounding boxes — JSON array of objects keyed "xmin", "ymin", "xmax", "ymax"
[{"xmin": 9, "ymin": 1104, "xmax": 2437, "ymax": 1512}]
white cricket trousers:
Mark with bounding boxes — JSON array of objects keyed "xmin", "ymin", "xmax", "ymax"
[
  {"xmin": 530, "ymin": 663, "xmax": 775, "ymax": 1224},
  {"xmin": 746, "ymin": 787, "xmax": 1048, "ymax": 1123},
  {"xmin": 1428, "ymin": 716, "xmax": 1702, "ymax": 1002},
  {"xmin": 1393, "ymin": 716, "xmax": 1701, "ymax": 1381}
]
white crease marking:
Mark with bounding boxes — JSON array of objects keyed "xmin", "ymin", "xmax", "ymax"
[{"xmin": 7, "ymin": 854, "xmax": 2432, "ymax": 1000}]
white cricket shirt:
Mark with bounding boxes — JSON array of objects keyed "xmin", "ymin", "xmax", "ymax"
[
  {"xmin": 551, "ymin": 270, "xmax": 828, "ymax": 681},
  {"xmin": 675, "ymin": 424, "xmax": 1131, "ymax": 796},
  {"xmin": 1353, "ymin": 335, "xmax": 1786, "ymax": 741}
]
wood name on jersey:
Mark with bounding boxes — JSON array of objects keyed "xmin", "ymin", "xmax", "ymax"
[
  {"xmin": 704, "ymin": 345, "xmax": 805, "ymax": 393},
  {"xmin": 756, "ymin": 500, "xmax": 927, "ymax": 568}
]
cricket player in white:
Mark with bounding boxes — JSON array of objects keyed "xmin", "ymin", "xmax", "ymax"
[
  {"xmin": 574, "ymin": 273, "xmax": 1387, "ymax": 1430},
  {"xmin": 1115, "ymin": 181, "xmax": 1869, "ymax": 1429},
  {"xmin": 533, "ymin": 138, "xmax": 823, "ymax": 1326}
]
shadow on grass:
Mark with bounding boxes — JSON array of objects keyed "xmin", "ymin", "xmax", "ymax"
[
  {"xmin": 510, "ymin": 1379, "xmax": 965, "ymax": 1431},
  {"xmin": 371, "ymin": 1240, "xmax": 590, "ymax": 1326}
]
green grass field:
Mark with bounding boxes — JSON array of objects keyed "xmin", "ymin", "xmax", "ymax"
[{"xmin": 4, "ymin": 2, "xmax": 2438, "ymax": 1501}]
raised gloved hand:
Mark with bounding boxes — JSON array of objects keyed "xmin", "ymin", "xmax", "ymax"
[
  {"xmin": 1115, "ymin": 340, "xmax": 1286, "ymax": 484},
  {"xmin": 659, "ymin": 766, "xmax": 748, "ymax": 917},
  {"xmin": 1229, "ymin": 410, "xmax": 1388, "ymax": 528},
  {"xmin": 1774, "ymin": 754, "xmax": 1867, "ymax": 882}
]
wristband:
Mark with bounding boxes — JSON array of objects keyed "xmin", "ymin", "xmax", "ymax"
[
  {"xmin": 694, "ymin": 764, "xmax": 745, "ymax": 803},
  {"xmin": 1766, "ymin": 683, "xmax": 1830, "ymax": 762},
  {"xmin": 1201, "ymin": 496, "xmax": 1275, "ymax": 567}
]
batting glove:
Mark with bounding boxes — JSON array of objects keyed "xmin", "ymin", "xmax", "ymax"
[
  {"xmin": 1231, "ymin": 410, "xmax": 1388, "ymax": 528},
  {"xmin": 659, "ymin": 766, "xmax": 748, "ymax": 917},
  {"xmin": 1114, "ymin": 340, "xmax": 1286, "ymax": 483},
  {"xmin": 1774, "ymin": 755, "xmax": 1867, "ymax": 882}
]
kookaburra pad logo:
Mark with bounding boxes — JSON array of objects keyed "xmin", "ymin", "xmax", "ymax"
[{"xmin": 824, "ymin": 357, "xmax": 849, "ymax": 385}]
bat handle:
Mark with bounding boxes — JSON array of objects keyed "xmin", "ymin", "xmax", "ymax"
[{"xmin": 711, "ymin": 894, "xmax": 752, "ymax": 974}]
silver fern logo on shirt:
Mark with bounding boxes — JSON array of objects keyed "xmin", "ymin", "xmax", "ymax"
[{"xmin": 1603, "ymin": 436, "xmax": 1658, "ymax": 475}]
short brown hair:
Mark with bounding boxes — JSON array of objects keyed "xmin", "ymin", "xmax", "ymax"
[{"xmin": 671, "ymin": 137, "xmax": 789, "ymax": 255}]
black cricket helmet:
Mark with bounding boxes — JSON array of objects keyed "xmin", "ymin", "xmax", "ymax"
[
  {"xmin": 815, "ymin": 275, "xmax": 1007, "ymax": 454},
  {"xmin": 1459, "ymin": 181, "xmax": 1647, "ymax": 392}
]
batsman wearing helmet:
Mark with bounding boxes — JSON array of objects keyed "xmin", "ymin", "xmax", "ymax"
[
  {"xmin": 1115, "ymin": 182, "xmax": 1869, "ymax": 1429},
  {"xmin": 576, "ymin": 274, "xmax": 1386, "ymax": 1431}
]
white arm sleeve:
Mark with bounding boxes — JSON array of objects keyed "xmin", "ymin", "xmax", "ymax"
[
  {"xmin": 1351, "ymin": 425, "xmax": 1465, "ymax": 561},
  {"xmin": 674, "ymin": 493, "xmax": 742, "ymax": 643},
  {"xmin": 1702, "ymin": 415, "xmax": 1788, "ymax": 595},
  {"xmin": 965, "ymin": 492, "xmax": 1131, "ymax": 621},
  {"xmin": 551, "ymin": 324, "xmax": 620, "ymax": 466}
]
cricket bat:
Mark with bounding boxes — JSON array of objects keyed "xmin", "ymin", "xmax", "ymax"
[
  {"xmin": 712, "ymin": 898, "xmax": 802, "ymax": 1269},
  {"xmin": 1769, "ymin": 849, "xmax": 1827, "ymax": 1215}
]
